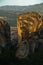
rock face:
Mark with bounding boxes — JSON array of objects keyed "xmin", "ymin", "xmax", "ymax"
[
  {"xmin": 0, "ymin": 19, "xmax": 11, "ymax": 47},
  {"xmin": 16, "ymin": 12, "xmax": 43, "ymax": 59}
]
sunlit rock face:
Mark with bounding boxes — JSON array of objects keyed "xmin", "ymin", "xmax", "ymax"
[
  {"xmin": 16, "ymin": 12, "xmax": 43, "ymax": 59},
  {"xmin": 17, "ymin": 12, "xmax": 42, "ymax": 43},
  {"xmin": 0, "ymin": 19, "xmax": 11, "ymax": 47}
]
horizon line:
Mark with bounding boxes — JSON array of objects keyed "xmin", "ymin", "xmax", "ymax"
[{"xmin": 0, "ymin": 2, "xmax": 43, "ymax": 7}]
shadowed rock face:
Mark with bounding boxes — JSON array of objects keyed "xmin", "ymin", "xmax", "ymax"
[
  {"xmin": 16, "ymin": 12, "xmax": 43, "ymax": 59},
  {"xmin": 0, "ymin": 19, "xmax": 11, "ymax": 47}
]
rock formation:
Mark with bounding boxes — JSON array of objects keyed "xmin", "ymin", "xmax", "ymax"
[
  {"xmin": 0, "ymin": 19, "xmax": 11, "ymax": 47},
  {"xmin": 16, "ymin": 12, "xmax": 43, "ymax": 59}
]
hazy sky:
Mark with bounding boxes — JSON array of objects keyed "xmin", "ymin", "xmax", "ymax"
[{"xmin": 0, "ymin": 0, "xmax": 43, "ymax": 6}]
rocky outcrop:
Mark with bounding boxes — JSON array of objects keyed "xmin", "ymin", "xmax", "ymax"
[
  {"xmin": 16, "ymin": 12, "xmax": 43, "ymax": 59},
  {"xmin": 0, "ymin": 19, "xmax": 11, "ymax": 47}
]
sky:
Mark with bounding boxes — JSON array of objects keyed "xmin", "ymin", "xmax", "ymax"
[{"xmin": 0, "ymin": 0, "xmax": 43, "ymax": 6}]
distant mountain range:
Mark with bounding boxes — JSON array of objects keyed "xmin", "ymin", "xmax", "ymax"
[
  {"xmin": 0, "ymin": 3, "xmax": 43, "ymax": 14},
  {"xmin": 0, "ymin": 3, "xmax": 43, "ymax": 26}
]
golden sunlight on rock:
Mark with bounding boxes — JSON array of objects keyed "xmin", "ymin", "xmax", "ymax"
[
  {"xmin": 17, "ymin": 12, "xmax": 42, "ymax": 43},
  {"xmin": 16, "ymin": 12, "xmax": 43, "ymax": 59}
]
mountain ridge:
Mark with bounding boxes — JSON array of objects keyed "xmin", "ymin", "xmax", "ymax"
[
  {"xmin": 0, "ymin": 3, "xmax": 43, "ymax": 26},
  {"xmin": 0, "ymin": 3, "xmax": 43, "ymax": 14}
]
